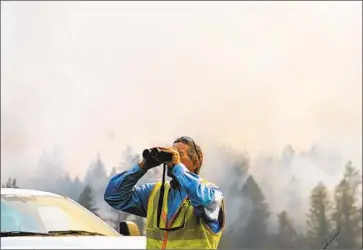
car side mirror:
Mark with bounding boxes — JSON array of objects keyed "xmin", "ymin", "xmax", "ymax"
[{"xmin": 119, "ymin": 221, "xmax": 141, "ymax": 236}]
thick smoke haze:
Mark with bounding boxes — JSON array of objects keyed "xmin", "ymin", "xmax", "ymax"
[{"xmin": 1, "ymin": 1, "xmax": 362, "ymax": 233}]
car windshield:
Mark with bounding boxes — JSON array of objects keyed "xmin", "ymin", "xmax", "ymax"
[{"xmin": 1, "ymin": 194, "xmax": 120, "ymax": 236}]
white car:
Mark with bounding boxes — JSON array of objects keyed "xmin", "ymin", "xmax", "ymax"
[{"xmin": 1, "ymin": 188, "xmax": 146, "ymax": 249}]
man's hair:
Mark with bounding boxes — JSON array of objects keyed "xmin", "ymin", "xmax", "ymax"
[
  {"xmin": 174, "ymin": 137, "xmax": 204, "ymax": 174},
  {"xmin": 188, "ymin": 143, "xmax": 203, "ymax": 174}
]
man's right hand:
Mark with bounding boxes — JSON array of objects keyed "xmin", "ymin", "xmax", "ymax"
[{"xmin": 138, "ymin": 158, "xmax": 161, "ymax": 171}]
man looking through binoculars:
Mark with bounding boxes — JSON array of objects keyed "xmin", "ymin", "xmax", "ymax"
[{"xmin": 104, "ymin": 136, "xmax": 225, "ymax": 249}]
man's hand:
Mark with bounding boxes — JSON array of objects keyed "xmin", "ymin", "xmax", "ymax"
[
  {"xmin": 138, "ymin": 151, "xmax": 162, "ymax": 171},
  {"xmin": 158, "ymin": 146, "xmax": 181, "ymax": 167}
]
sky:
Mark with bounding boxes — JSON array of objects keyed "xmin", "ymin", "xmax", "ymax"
[{"xmin": 1, "ymin": 1, "xmax": 362, "ymax": 181}]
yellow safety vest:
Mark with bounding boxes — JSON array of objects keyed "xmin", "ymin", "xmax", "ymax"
[{"xmin": 145, "ymin": 181, "xmax": 225, "ymax": 249}]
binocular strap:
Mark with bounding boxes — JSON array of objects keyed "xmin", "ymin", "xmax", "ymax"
[{"xmin": 157, "ymin": 163, "xmax": 167, "ymax": 228}]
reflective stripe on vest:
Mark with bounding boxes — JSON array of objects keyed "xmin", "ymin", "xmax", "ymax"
[{"xmin": 145, "ymin": 180, "xmax": 225, "ymax": 249}]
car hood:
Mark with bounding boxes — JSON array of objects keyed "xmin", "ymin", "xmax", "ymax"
[{"xmin": 1, "ymin": 236, "xmax": 147, "ymax": 249}]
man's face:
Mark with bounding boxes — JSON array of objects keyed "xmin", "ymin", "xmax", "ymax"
[{"xmin": 173, "ymin": 142, "xmax": 196, "ymax": 173}]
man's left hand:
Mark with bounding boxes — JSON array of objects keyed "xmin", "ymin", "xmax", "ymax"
[{"xmin": 158, "ymin": 146, "xmax": 181, "ymax": 167}]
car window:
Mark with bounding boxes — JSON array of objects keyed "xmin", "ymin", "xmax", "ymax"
[{"xmin": 1, "ymin": 194, "xmax": 120, "ymax": 236}]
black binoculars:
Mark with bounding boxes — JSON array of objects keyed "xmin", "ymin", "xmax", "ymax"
[{"xmin": 142, "ymin": 148, "xmax": 173, "ymax": 163}]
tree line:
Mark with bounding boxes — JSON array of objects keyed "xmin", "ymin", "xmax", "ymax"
[
  {"xmin": 219, "ymin": 160, "xmax": 362, "ymax": 249},
  {"xmin": 1, "ymin": 146, "xmax": 362, "ymax": 249}
]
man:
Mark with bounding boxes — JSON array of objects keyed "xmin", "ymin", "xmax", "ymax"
[{"xmin": 104, "ymin": 136, "xmax": 225, "ymax": 249}]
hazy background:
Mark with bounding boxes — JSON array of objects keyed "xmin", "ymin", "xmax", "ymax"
[{"xmin": 1, "ymin": 0, "xmax": 362, "ymax": 242}]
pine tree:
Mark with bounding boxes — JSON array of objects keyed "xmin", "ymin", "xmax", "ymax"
[
  {"xmin": 237, "ymin": 175, "xmax": 270, "ymax": 248},
  {"xmin": 331, "ymin": 161, "xmax": 362, "ymax": 248},
  {"xmin": 119, "ymin": 146, "xmax": 141, "ymax": 171},
  {"xmin": 84, "ymin": 154, "xmax": 108, "ymax": 190},
  {"xmin": 306, "ymin": 181, "xmax": 333, "ymax": 248},
  {"xmin": 282, "ymin": 144, "xmax": 295, "ymax": 166},
  {"xmin": 32, "ymin": 147, "xmax": 65, "ymax": 193},
  {"xmin": 83, "ymin": 154, "xmax": 109, "ymax": 215},
  {"xmin": 215, "ymin": 151, "xmax": 251, "ymax": 248},
  {"xmin": 72, "ymin": 176, "xmax": 84, "ymax": 201},
  {"xmin": 55, "ymin": 173, "xmax": 75, "ymax": 199},
  {"xmin": 2, "ymin": 177, "xmax": 19, "ymax": 188},
  {"xmin": 77, "ymin": 185, "xmax": 99, "ymax": 216},
  {"xmin": 276, "ymin": 211, "xmax": 298, "ymax": 248}
]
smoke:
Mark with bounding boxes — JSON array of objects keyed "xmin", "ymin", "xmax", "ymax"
[
  {"xmin": 200, "ymin": 144, "xmax": 253, "ymax": 233},
  {"xmin": 198, "ymin": 142, "xmax": 362, "ymax": 234},
  {"xmin": 249, "ymin": 145, "xmax": 349, "ymax": 233},
  {"xmin": 1, "ymin": 1, "xmax": 362, "ymax": 234}
]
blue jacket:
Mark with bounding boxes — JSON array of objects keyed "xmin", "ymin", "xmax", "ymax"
[{"xmin": 104, "ymin": 163, "xmax": 224, "ymax": 233}]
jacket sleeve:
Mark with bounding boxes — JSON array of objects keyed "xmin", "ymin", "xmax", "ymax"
[
  {"xmin": 104, "ymin": 164, "xmax": 156, "ymax": 218},
  {"xmin": 171, "ymin": 163, "xmax": 224, "ymax": 233}
]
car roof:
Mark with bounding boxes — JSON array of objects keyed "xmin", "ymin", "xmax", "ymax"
[{"xmin": 1, "ymin": 188, "xmax": 63, "ymax": 198}]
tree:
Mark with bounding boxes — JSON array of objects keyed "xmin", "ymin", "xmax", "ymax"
[
  {"xmin": 236, "ymin": 175, "xmax": 270, "ymax": 248},
  {"xmin": 84, "ymin": 154, "xmax": 108, "ymax": 190},
  {"xmin": 2, "ymin": 177, "xmax": 19, "ymax": 188},
  {"xmin": 77, "ymin": 185, "xmax": 99, "ymax": 216},
  {"xmin": 31, "ymin": 147, "xmax": 66, "ymax": 193},
  {"xmin": 71, "ymin": 176, "xmax": 84, "ymax": 201},
  {"xmin": 55, "ymin": 173, "xmax": 80, "ymax": 201},
  {"xmin": 358, "ymin": 206, "xmax": 363, "ymax": 248},
  {"xmin": 282, "ymin": 145, "xmax": 295, "ymax": 166},
  {"xmin": 210, "ymin": 150, "xmax": 250, "ymax": 246},
  {"xmin": 83, "ymin": 154, "xmax": 110, "ymax": 216},
  {"xmin": 275, "ymin": 211, "xmax": 299, "ymax": 248},
  {"xmin": 331, "ymin": 161, "xmax": 362, "ymax": 248},
  {"xmin": 119, "ymin": 145, "xmax": 141, "ymax": 171},
  {"xmin": 306, "ymin": 181, "xmax": 333, "ymax": 248}
]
